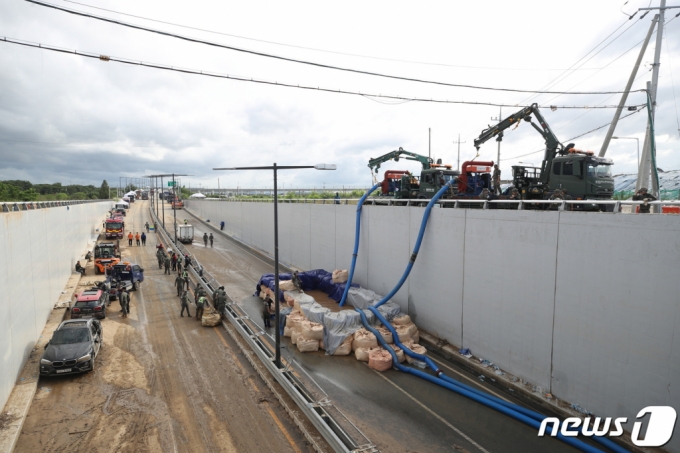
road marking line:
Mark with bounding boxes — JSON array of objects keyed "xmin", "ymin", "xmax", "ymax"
[
  {"xmin": 265, "ymin": 405, "xmax": 303, "ymax": 453},
  {"xmin": 372, "ymin": 369, "xmax": 491, "ymax": 453},
  {"xmin": 429, "ymin": 357, "xmax": 511, "ymax": 402},
  {"xmin": 213, "ymin": 327, "xmax": 259, "ymax": 393}
]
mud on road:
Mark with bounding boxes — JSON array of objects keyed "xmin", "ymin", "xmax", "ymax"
[{"xmin": 15, "ymin": 202, "xmax": 318, "ymax": 453}]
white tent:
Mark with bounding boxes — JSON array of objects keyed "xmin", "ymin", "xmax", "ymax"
[
  {"xmin": 116, "ymin": 199, "xmax": 130, "ymax": 206},
  {"xmin": 189, "ymin": 193, "xmax": 206, "ymax": 198}
]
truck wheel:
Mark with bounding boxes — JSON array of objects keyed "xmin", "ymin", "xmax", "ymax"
[
  {"xmin": 94, "ymin": 267, "xmax": 100, "ymax": 275},
  {"xmin": 133, "ymin": 281, "xmax": 138, "ymax": 291}
]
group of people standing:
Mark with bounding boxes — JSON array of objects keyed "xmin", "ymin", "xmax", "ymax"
[{"xmin": 127, "ymin": 231, "xmax": 147, "ymax": 246}]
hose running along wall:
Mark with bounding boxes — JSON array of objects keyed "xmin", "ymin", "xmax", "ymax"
[{"xmin": 345, "ymin": 183, "xmax": 628, "ymax": 453}]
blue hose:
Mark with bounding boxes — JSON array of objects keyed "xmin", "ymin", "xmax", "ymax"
[
  {"xmin": 372, "ymin": 182, "xmax": 454, "ymax": 308},
  {"xmin": 338, "ymin": 183, "xmax": 381, "ymax": 307},
  {"xmin": 354, "ymin": 309, "xmax": 607, "ymax": 453}
]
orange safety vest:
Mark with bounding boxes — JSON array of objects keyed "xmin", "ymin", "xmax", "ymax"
[
  {"xmin": 128, "ymin": 233, "xmax": 133, "ymax": 240},
  {"xmin": 135, "ymin": 233, "xmax": 140, "ymax": 240}
]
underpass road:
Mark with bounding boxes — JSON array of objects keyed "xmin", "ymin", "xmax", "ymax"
[
  {"xmin": 177, "ymin": 205, "xmax": 586, "ymax": 453},
  {"xmin": 15, "ymin": 202, "xmax": 317, "ymax": 453}
]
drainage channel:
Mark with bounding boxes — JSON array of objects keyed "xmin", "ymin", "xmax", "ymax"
[{"xmin": 150, "ymin": 207, "xmax": 377, "ymax": 453}]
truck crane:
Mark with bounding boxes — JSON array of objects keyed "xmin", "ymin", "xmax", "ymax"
[
  {"xmin": 368, "ymin": 147, "xmax": 459, "ymax": 199},
  {"xmin": 474, "ymin": 103, "xmax": 614, "ymax": 202}
]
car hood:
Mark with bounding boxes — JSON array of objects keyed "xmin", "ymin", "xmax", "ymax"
[{"xmin": 43, "ymin": 342, "xmax": 91, "ymax": 362}]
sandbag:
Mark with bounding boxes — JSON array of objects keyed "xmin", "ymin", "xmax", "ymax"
[
  {"xmin": 332, "ymin": 269, "xmax": 348, "ymax": 284},
  {"xmin": 201, "ymin": 311, "xmax": 221, "ymax": 327},
  {"xmin": 283, "ymin": 326, "xmax": 293, "ymax": 337},
  {"xmin": 394, "ymin": 325, "xmax": 412, "ymax": 343},
  {"xmin": 405, "ymin": 344, "xmax": 428, "ymax": 364},
  {"xmin": 392, "ymin": 313, "xmax": 412, "ymax": 325},
  {"xmin": 388, "ymin": 344, "xmax": 406, "ymax": 363},
  {"xmin": 332, "ymin": 336, "xmax": 352, "ymax": 356},
  {"xmin": 368, "ymin": 348, "xmax": 393, "ymax": 372},
  {"xmin": 301, "ymin": 321, "xmax": 324, "ymax": 341},
  {"xmin": 297, "ymin": 337, "xmax": 320, "ymax": 352},
  {"xmin": 279, "ymin": 280, "xmax": 296, "ymax": 291},
  {"xmin": 355, "ymin": 347, "xmax": 380, "ymax": 362},
  {"xmin": 403, "ymin": 322, "xmax": 418, "ymax": 337},
  {"xmin": 291, "ymin": 329, "xmax": 301, "ymax": 345},
  {"xmin": 286, "ymin": 313, "xmax": 305, "ymax": 330},
  {"xmin": 319, "ymin": 339, "xmax": 325, "ymax": 350},
  {"xmin": 374, "ymin": 326, "xmax": 393, "ymax": 344},
  {"xmin": 259, "ymin": 290, "xmax": 267, "ymax": 300},
  {"xmin": 412, "ymin": 330, "xmax": 420, "ymax": 344},
  {"xmin": 352, "ymin": 328, "xmax": 378, "ymax": 351}
]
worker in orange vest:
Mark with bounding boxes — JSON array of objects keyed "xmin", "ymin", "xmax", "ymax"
[
  {"xmin": 128, "ymin": 232, "xmax": 133, "ymax": 246},
  {"xmin": 135, "ymin": 232, "xmax": 141, "ymax": 246}
]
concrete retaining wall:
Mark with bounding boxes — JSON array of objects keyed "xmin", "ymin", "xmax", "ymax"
[
  {"xmin": 0, "ymin": 202, "xmax": 111, "ymax": 412},
  {"xmin": 188, "ymin": 199, "xmax": 679, "ymax": 451}
]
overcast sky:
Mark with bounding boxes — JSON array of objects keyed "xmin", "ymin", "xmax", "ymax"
[{"xmin": 1, "ymin": 0, "xmax": 679, "ymax": 190}]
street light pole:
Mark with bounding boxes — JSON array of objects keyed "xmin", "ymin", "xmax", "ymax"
[
  {"xmin": 612, "ymin": 136, "xmax": 640, "ymax": 170},
  {"xmin": 214, "ymin": 163, "xmax": 337, "ymax": 369}
]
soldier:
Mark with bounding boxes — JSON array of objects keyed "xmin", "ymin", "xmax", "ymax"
[
  {"xmin": 492, "ymin": 164, "xmax": 502, "ymax": 195},
  {"xmin": 171, "ymin": 253, "xmax": 178, "ymax": 271},
  {"xmin": 182, "ymin": 270, "xmax": 189, "ymax": 290},
  {"xmin": 177, "ymin": 260, "xmax": 183, "ymax": 275},
  {"xmin": 175, "ymin": 274, "xmax": 184, "ymax": 296},
  {"xmin": 164, "ymin": 255, "xmax": 171, "ymax": 274},
  {"xmin": 203, "ymin": 232, "xmax": 208, "ymax": 247},
  {"xmin": 180, "ymin": 290, "xmax": 191, "ymax": 317},
  {"xmin": 509, "ymin": 188, "xmax": 521, "ymax": 200},
  {"xmin": 156, "ymin": 248, "xmax": 164, "ymax": 269},
  {"xmin": 214, "ymin": 286, "xmax": 227, "ymax": 318},
  {"xmin": 120, "ymin": 288, "xmax": 130, "ymax": 318},
  {"xmin": 145, "ymin": 221, "xmax": 150, "ymax": 232},
  {"xmin": 209, "ymin": 233, "xmax": 214, "ymax": 248},
  {"xmin": 292, "ymin": 271, "xmax": 302, "ymax": 292},
  {"xmin": 262, "ymin": 298, "xmax": 272, "ymax": 328},
  {"xmin": 194, "ymin": 286, "xmax": 207, "ymax": 304},
  {"xmin": 479, "ymin": 188, "xmax": 490, "ymax": 199},
  {"xmin": 633, "ymin": 187, "xmax": 656, "ymax": 214},
  {"xmin": 195, "ymin": 296, "xmax": 206, "ymax": 320}
]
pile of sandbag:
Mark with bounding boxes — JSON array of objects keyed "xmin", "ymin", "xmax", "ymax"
[
  {"xmin": 279, "ymin": 280, "xmax": 296, "ymax": 291},
  {"xmin": 368, "ymin": 348, "xmax": 393, "ymax": 371},
  {"xmin": 352, "ymin": 328, "xmax": 378, "ymax": 351},
  {"xmin": 332, "ymin": 269, "xmax": 348, "ymax": 284},
  {"xmin": 201, "ymin": 308, "xmax": 221, "ymax": 327}
]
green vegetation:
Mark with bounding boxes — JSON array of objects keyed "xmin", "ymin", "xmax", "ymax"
[
  {"xmin": 0, "ymin": 180, "xmax": 114, "ymax": 202},
  {"xmin": 614, "ymin": 189, "xmax": 680, "ymax": 200},
  {"xmin": 231, "ymin": 189, "xmax": 371, "ymax": 200}
]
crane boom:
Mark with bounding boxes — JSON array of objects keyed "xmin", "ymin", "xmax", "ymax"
[
  {"xmin": 368, "ymin": 147, "xmax": 434, "ymax": 173},
  {"xmin": 473, "ymin": 103, "xmax": 563, "ymax": 185}
]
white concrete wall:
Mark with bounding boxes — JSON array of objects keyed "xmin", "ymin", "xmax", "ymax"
[
  {"xmin": 188, "ymin": 199, "xmax": 680, "ymax": 451},
  {"xmin": 0, "ymin": 202, "xmax": 111, "ymax": 412}
]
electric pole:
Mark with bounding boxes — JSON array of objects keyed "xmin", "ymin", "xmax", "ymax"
[
  {"xmin": 491, "ymin": 107, "xmax": 502, "ymax": 166},
  {"xmin": 453, "ymin": 134, "xmax": 466, "ymax": 170},
  {"xmin": 428, "ymin": 128, "xmax": 431, "ymax": 159}
]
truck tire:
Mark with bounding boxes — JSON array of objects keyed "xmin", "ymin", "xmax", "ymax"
[{"xmin": 133, "ymin": 281, "xmax": 138, "ymax": 291}]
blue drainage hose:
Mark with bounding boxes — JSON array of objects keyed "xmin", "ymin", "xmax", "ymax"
[{"xmin": 338, "ymin": 182, "xmax": 381, "ymax": 307}]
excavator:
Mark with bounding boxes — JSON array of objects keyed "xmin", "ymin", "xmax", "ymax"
[
  {"xmin": 368, "ymin": 147, "xmax": 459, "ymax": 199},
  {"xmin": 474, "ymin": 103, "xmax": 614, "ymax": 203}
]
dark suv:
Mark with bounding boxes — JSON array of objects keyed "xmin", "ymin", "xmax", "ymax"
[
  {"xmin": 40, "ymin": 319, "xmax": 103, "ymax": 376},
  {"xmin": 72, "ymin": 288, "xmax": 109, "ymax": 319}
]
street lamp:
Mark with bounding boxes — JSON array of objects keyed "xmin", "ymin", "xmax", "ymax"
[
  {"xmin": 612, "ymin": 136, "xmax": 640, "ymax": 170},
  {"xmin": 214, "ymin": 163, "xmax": 337, "ymax": 369}
]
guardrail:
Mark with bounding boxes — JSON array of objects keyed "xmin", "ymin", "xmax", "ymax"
[
  {"xmin": 187, "ymin": 197, "xmax": 680, "ymax": 213},
  {"xmin": 149, "ymin": 207, "xmax": 376, "ymax": 453},
  {"xmin": 0, "ymin": 199, "xmax": 105, "ymax": 212}
]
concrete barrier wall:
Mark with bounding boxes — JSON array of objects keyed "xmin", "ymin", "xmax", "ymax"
[
  {"xmin": 188, "ymin": 200, "xmax": 679, "ymax": 451},
  {"xmin": 0, "ymin": 202, "xmax": 111, "ymax": 412}
]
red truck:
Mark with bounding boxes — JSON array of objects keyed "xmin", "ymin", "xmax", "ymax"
[{"xmin": 104, "ymin": 217, "xmax": 124, "ymax": 239}]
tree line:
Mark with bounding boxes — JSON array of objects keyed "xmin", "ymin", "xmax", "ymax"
[{"xmin": 0, "ymin": 180, "xmax": 112, "ymax": 201}]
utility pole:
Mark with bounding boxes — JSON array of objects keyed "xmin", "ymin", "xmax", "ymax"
[
  {"xmin": 428, "ymin": 128, "xmax": 431, "ymax": 159},
  {"xmin": 491, "ymin": 107, "xmax": 502, "ymax": 166},
  {"xmin": 453, "ymin": 134, "xmax": 466, "ymax": 170}
]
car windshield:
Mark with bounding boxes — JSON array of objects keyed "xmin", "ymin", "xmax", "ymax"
[
  {"xmin": 587, "ymin": 163, "xmax": 612, "ymax": 177},
  {"xmin": 75, "ymin": 300, "xmax": 97, "ymax": 307},
  {"xmin": 51, "ymin": 328, "xmax": 90, "ymax": 345},
  {"xmin": 107, "ymin": 222, "xmax": 122, "ymax": 229}
]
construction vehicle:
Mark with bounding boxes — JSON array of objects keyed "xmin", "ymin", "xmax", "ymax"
[
  {"xmin": 457, "ymin": 161, "xmax": 494, "ymax": 196},
  {"xmin": 473, "ymin": 103, "xmax": 614, "ymax": 202},
  {"xmin": 104, "ymin": 217, "xmax": 124, "ymax": 239},
  {"xmin": 93, "ymin": 242, "xmax": 121, "ymax": 275},
  {"xmin": 369, "ymin": 147, "xmax": 459, "ymax": 199},
  {"xmin": 171, "ymin": 196, "xmax": 184, "ymax": 209}
]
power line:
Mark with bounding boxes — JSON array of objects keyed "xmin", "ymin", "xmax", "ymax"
[
  {"xmin": 25, "ymin": 0, "xmax": 648, "ymax": 97},
  {"xmin": 60, "ymin": 0, "xmax": 643, "ymax": 73},
  {"xmin": 501, "ymin": 108, "xmax": 644, "ymax": 161},
  {"xmin": 1, "ymin": 37, "xmax": 645, "ymax": 110}
]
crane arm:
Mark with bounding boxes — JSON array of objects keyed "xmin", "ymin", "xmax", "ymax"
[{"xmin": 368, "ymin": 147, "xmax": 434, "ymax": 173}]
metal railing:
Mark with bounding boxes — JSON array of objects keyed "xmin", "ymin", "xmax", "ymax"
[
  {"xmin": 149, "ymin": 207, "xmax": 375, "ymax": 453},
  {"xmin": 0, "ymin": 199, "xmax": 105, "ymax": 213}
]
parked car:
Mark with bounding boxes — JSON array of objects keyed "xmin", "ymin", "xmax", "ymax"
[
  {"xmin": 71, "ymin": 288, "xmax": 109, "ymax": 319},
  {"xmin": 39, "ymin": 319, "xmax": 103, "ymax": 376}
]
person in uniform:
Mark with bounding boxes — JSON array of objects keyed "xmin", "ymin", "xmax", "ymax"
[
  {"xmin": 156, "ymin": 248, "xmax": 164, "ymax": 269},
  {"xmin": 120, "ymin": 288, "xmax": 130, "ymax": 318},
  {"xmin": 182, "ymin": 270, "xmax": 189, "ymax": 289},
  {"xmin": 209, "ymin": 233, "xmax": 214, "ymax": 248},
  {"xmin": 263, "ymin": 299, "xmax": 272, "ymax": 328},
  {"xmin": 175, "ymin": 274, "xmax": 184, "ymax": 296},
  {"xmin": 509, "ymin": 188, "xmax": 521, "ymax": 200},
  {"xmin": 164, "ymin": 255, "xmax": 171, "ymax": 274},
  {"xmin": 492, "ymin": 164, "xmax": 502, "ymax": 195},
  {"xmin": 633, "ymin": 187, "xmax": 656, "ymax": 213},
  {"xmin": 195, "ymin": 296, "xmax": 206, "ymax": 320},
  {"xmin": 180, "ymin": 290, "xmax": 191, "ymax": 317},
  {"xmin": 203, "ymin": 233, "xmax": 208, "ymax": 247}
]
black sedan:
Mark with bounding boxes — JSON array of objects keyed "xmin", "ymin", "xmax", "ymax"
[{"xmin": 40, "ymin": 319, "xmax": 103, "ymax": 376}]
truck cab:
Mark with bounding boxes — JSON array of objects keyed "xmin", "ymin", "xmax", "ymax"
[{"xmin": 109, "ymin": 262, "xmax": 144, "ymax": 291}]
